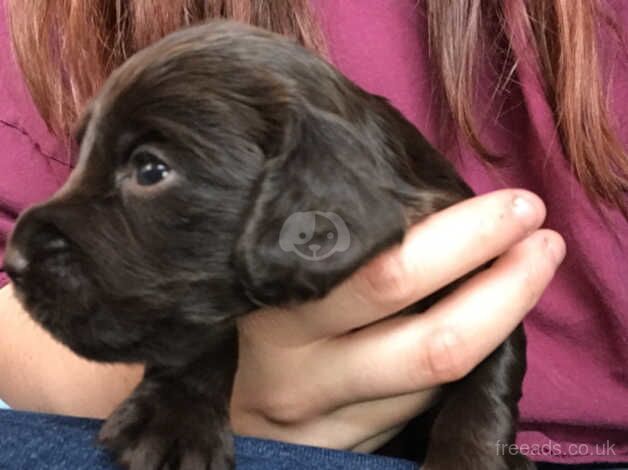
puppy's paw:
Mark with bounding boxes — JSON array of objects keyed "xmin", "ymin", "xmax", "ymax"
[{"xmin": 99, "ymin": 398, "xmax": 234, "ymax": 470}]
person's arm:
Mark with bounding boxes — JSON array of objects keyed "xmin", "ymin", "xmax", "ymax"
[{"xmin": 0, "ymin": 284, "xmax": 142, "ymax": 418}]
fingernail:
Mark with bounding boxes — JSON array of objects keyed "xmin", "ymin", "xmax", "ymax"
[
  {"xmin": 512, "ymin": 196, "xmax": 533, "ymax": 216},
  {"xmin": 512, "ymin": 194, "xmax": 541, "ymax": 228}
]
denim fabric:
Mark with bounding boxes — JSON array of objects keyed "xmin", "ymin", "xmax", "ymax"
[
  {"xmin": 0, "ymin": 410, "xmax": 416, "ymax": 470},
  {"xmin": 538, "ymin": 466, "xmax": 628, "ymax": 470},
  {"xmin": 0, "ymin": 410, "xmax": 625, "ymax": 470}
]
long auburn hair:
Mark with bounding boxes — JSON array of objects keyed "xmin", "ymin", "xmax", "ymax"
[{"xmin": 8, "ymin": 0, "xmax": 627, "ymax": 211}]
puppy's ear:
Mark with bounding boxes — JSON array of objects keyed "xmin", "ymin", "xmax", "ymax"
[{"xmin": 234, "ymin": 106, "xmax": 407, "ymax": 305}]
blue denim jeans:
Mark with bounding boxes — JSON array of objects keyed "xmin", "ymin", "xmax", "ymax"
[
  {"xmin": 0, "ymin": 410, "xmax": 415, "ymax": 470},
  {"xmin": 0, "ymin": 410, "xmax": 625, "ymax": 470}
]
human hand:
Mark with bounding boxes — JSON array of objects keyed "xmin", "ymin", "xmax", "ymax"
[{"xmin": 230, "ymin": 189, "xmax": 565, "ymax": 452}]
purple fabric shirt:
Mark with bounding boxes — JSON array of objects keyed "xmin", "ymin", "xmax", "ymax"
[
  {"xmin": 1, "ymin": 0, "xmax": 627, "ymax": 464},
  {"xmin": 0, "ymin": 2, "xmax": 72, "ymax": 287}
]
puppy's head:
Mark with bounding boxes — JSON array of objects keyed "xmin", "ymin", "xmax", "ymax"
[{"xmin": 3, "ymin": 22, "xmax": 465, "ymax": 365}]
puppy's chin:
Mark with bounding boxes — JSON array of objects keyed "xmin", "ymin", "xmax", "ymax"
[
  {"xmin": 11, "ymin": 254, "xmax": 142, "ymax": 362},
  {"xmin": 12, "ymin": 250, "xmax": 89, "ymax": 323},
  {"xmin": 13, "ymin": 257, "xmax": 227, "ymax": 367}
]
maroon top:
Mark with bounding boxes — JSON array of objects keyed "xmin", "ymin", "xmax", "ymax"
[{"xmin": 1, "ymin": 0, "xmax": 627, "ymax": 464}]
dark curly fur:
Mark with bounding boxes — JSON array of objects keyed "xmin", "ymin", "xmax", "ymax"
[{"xmin": 4, "ymin": 21, "xmax": 533, "ymax": 470}]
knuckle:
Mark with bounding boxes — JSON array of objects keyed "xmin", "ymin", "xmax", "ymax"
[
  {"xmin": 255, "ymin": 390, "xmax": 313, "ymax": 426},
  {"xmin": 352, "ymin": 251, "xmax": 412, "ymax": 308},
  {"xmin": 420, "ymin": 328, "xmax": 474, "ymax": 384}
]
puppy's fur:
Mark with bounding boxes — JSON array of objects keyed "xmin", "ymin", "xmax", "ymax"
[{"xmin": 5, "ymin": 21, "xmax": 533, "ymax": 470}]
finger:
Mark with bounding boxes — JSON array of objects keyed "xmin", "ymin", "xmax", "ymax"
[
  {"xmin": 232, "ymin": 388, "xmax": 437, "ymax": 450},
  {"xmin": 323, "ymin": 229, "xmax": 565, "ymax": 403},
  {"xmin": 350, "ymin": 425, "xmax": 405, "ymax": 453},
  {"xmin": 247, "ymin": 189, "xmax": 546, "ymax": 344},
  {"xmin": 325, "ymin": 389, "xmax": 439, "ymax": 451}
]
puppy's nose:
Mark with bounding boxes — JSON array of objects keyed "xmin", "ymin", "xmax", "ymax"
[
  {"xmin": 2, "ymin": 246, "xmax": 29, "ymax": 284},
  {"xmin": 308, "ymin": 243, "xmax": 321, "ymax": 254},
  {"xmin": 4, "ymin": 207, "xmax": 72, "ymax": 284}
]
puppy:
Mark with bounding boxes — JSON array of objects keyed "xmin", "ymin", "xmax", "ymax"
[{"xmin": 4, "ymin": 21, "xmax": 533, "ymax": 470}]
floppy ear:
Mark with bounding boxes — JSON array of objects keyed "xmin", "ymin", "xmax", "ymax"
[{"xmin": 233, "ymin": 106, "xmax": 408, "ymax": 305}]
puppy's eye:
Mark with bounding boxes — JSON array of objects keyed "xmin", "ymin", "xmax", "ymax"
[{"xmin": 132, "ymin": 151, "xmax": 170, "ymax": 186}]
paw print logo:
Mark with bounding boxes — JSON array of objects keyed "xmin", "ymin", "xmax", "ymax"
[{"xmin": 279, "ymin": 211, "xmax": 350, "ymax": 261}]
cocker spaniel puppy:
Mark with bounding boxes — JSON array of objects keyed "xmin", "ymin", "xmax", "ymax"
[{"xmin": 4, "ymin": 21, "xmax": 532, "ymax": 470}]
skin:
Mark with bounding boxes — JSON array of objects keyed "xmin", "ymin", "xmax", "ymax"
[{"xmin": 0, "ymin": 188, "xmax": 565, "ymax": 452}]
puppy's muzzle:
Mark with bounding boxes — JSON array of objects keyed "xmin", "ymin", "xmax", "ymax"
[{"xmin": 4, "ymin": 206, "xmax": 72, "ymax": 286}]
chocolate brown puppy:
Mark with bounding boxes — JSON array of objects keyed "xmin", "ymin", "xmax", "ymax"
[{"xmin": 4, "ymin": 21, "xmax": 533, "ymax": 470}]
